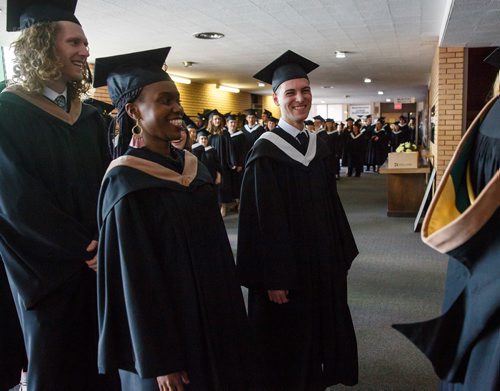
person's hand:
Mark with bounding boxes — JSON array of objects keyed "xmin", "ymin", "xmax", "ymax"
[
  {"xmin": 215, "ymin": 172, "xmax": 222, "ymax": 185},
  {"xmin": 85, "ymin": 240, "xmax": 98, "ymax": 272},
  {"xmin": 236, "ymin": 166, "xmax": 243, "ymax": 172},
  {"xmin": 268, "ymin": 290, "xmax": 289, "ymax": 304},
  {"xmin": 157, "ymin": 371, "xmax": 190, "ymax": 391}
]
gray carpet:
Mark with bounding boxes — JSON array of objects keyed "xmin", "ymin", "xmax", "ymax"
[{"xmin": 224, "ymin": 170, "xmax": 448, "ymax": 391}]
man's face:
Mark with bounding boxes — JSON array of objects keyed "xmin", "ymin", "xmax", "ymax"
[
  {"xmin": 198, "ymin": 135, "xmax": 208, "ymax": 146},
  {"xmin": 54, "ymin": 21, "xmax": 89, "ymax": 84},
  {"xmin": 246, "ymin": 115, "xmax": 257, "ymax": 126},
  {"xmin": 273, "ymin": 78, "xmax": 312, "ymax": 125},
  {"xmin": 227, "ymin": 120, "xmax": 237, "ymax": 131},
  {"xmin": 267, "ymin": 121, "xmax": 276, "ymax": 130},
  {"xmin": 366, "ymin": 117, "xmax": 372, "ymax": 125}
]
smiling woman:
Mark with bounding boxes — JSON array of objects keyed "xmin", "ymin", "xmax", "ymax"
[{"xmin": 93, "ymin": 47, "xmax": 252, "ymax": 391}]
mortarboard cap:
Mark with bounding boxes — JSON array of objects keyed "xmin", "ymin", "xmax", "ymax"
[
  {"xmin": 365, "ymin": 114, "xmax": 372, "ymax": 118},
  {"xmin": 268, "ymin": 116, "xmax": 278, "ymax": 123},
  {"xmin": 263, "ymin": 109, "xmax": 272, "ymax": 116},
  {"xmin": 244, "ymin": 108, "xmax": 257, "ymax": 117},
  {"xmin": 346, "ymin": 117, "xmax": 354, "ymax": 122},
  {"xmin": 7, "ymin": 0, "xmax": 80, "ymax": 32},
  {"xmin": 226, "ymin": 114, "xmax": 237, "ymax": 121},
  {"xmin": 325, "ymin": 118, "xmax": 334, "ymax": 123},
  {"xmin": 196, "ymin": 128, "xmax": 210, "ymax": 138},
  {"xmin": 83, "ymin": 98, "xmax": 114, "ymax": 115},
  {"xmin": 304, "ymin": 120, "xmax": 314, "ymax": 126},
  {"xmin": 196, "ymin": 113, "xmax": 207, "ymax": 121},
  {"xmin": 207, "ymin": 109, "xmax": 223, "ymax": 119},
  {"xmin": 484, "ymin": 48, "xmax": 500, "ymax": 70},
  {"xmin": 313, "ymin": 115, "xmax": 325, "ymax": 122},
  {"xmin": 253, "ymin": 50, "xmax": 319, "ymax": 92},
  {"xmin": 93, "ymin": 47, "xmax": 172, "ymax": 107}
]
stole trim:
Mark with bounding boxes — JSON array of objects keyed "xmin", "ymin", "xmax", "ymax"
[
  {"xmin": 4, "ymin": 85, "xmax": 82, "ymax": 125},
  {"xmin": 259, "ymin": 130, "xmax": 317, "ymax": 166},
  {"xmin": 104, "ymin": 151, "xmax": 198, "ymax": 187}
]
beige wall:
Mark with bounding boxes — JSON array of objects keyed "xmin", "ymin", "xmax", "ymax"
[{"xmin": 262, "ymin": 94, "xmax": 280, "ymax": 118}]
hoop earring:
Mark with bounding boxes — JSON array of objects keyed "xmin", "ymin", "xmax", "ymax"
[{"xmin": 132, "ymin": 121, "xmax": 143, "ymax": 138}]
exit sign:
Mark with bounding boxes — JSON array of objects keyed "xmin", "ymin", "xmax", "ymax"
[{"xmin": 394, "ymin": 103, "xmax": 402, "ymax": 110}]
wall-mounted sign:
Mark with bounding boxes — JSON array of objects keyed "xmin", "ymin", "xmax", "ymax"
[
  {"xmin": 395, "ymin": 97, "xmax": 416, "ymax": 104},
  {"xmin": 394, "ymin": 103, "xmax": 403, "ymax": 110},
  {"xmin": 350, "ymin": 104, "xmax": 371, "ymax": 118}
]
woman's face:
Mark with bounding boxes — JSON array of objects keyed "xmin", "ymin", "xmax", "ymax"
[
  {"xmin": 211, "ymin": 115, "xmax": 222, "ymax": 127},
  {"xmin": 131, "ymin": 80, "xmax": 184, "ymax": 142},
  {"xmin": 171, "ymin": 129, "xmax": 187, "ymax": 150},
  {"xmin": 188, "ymin": 127, "xmax": 197, "ymax": 141}
]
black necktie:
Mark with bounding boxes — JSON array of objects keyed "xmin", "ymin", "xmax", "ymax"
[
  {"xmin": 54, "ymin": 95, "xmax": 66, "ymax": 110},
  {"xmin": 297, "ymin": 131, "xmax": 308, "ymax": 154}
]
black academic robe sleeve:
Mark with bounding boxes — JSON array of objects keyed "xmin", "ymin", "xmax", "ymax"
[
  {"xmin": 237, "ymin": 156, "xmax": 297, "ymax": 290},
  {"xmin": 98, "ymin": 190, "xmax": 187, "ymax": 378}
]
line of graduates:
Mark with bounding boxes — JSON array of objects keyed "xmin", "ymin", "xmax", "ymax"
[
  {"xmin": 303, "ymin": 114, "xmax": 415, "ymax": 177},
  {"xmin": 186, "ymin": 108, "xmax": 274, "ymax": 216}
]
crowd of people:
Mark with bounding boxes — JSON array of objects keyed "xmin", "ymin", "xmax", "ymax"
[{"xmin": 0, "ymin": 2, "xmax": 497, "ymax": 391}]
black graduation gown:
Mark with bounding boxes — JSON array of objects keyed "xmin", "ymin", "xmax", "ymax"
[
  {"xmin": 97, "ymin": 147, "xmax": 252, "ymax": 390},
  {"xmin": 200, "ymin": 146, "xmax": 222, "ymax": 183},
  {"xmin": 190, "ymin": 142, "xmax": 204, "ymax": 160},
  {"xmin": 368, "ymin": 128, "xmax": 389, "ymax": 167},
  {"xmin": 326, "ymin": 130, "xmax": 342, "ymax": 175},
  {"xmin": 363, "ymin": 124, "xmax": 375, "ymax": 166},
  {"xmin": 393, "ymin": 95, "xmax": 500, "ymax": 391},
  {"xmin": 242, "ymin": 123, "xmax": 265, "ymax": 147},
  {"xmin": 228, "ymin": 130, "xmax": 248, "ymax": 199},
  {"xmin": 0, "ymin": 86, "xmax": 117, "ymax": 391},
  {"xmin": 346, "ymin": 132, "xmax": 367, "ymax": 176},
  {"xmin": 0, "ymin": 260, "xmax": 26, "ymax": 390},
  {"xmin": 237, "ymin": 126, "xmax": 359, "ymax": 390},
  {"xmin": 209, "ymin": 130, "xmax": 233, "ymax": 203},
  {"xmin": 389, "ymin": 129, "xmax": 411, "ymax": 152}
]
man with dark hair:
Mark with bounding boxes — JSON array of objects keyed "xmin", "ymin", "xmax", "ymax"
[
  {"xmin": 0, "ymin": 1, "xmax": 116, "ymax": 390},
  {"xmin": 242, "ymin": 108, "xmax": 265, "ymax": 146},
  {"xmin": 237, "ymin": 50, "xmax": 359, "ymax": 391}
]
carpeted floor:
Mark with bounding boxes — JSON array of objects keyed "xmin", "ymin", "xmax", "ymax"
[{"xmin": 224, "ymin": 170, "xmax": 448, "ymax": 391}]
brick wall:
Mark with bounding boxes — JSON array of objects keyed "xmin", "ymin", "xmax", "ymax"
[
  {"xmin": 429, "ymin": 47, "xmax": 465, "ymax": 184},
  {"xmin": 262, "ymin": 94, "xmax": 281, "ymax": 118}
]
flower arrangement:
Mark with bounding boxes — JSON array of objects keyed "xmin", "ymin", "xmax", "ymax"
[{"xmin": 396, "ymin": 142, "xmax": 417, "ymax": 153}]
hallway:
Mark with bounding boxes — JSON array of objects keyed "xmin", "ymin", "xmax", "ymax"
[{"xmin": 224, "ymin": 171, "xmax": 448, "ymax": 390}]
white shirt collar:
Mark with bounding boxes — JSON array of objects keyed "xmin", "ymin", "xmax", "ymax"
[
  {"xmin": 43, "ymin": 86, "xmax": 67, "ymax": 102},
  {"xmin": 278, "ymin": 118, "xmax": 305, "ymax": 138}
]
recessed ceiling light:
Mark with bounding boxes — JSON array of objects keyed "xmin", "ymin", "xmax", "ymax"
[
  {"xmin": 364, "ymin": 78, "xmax": 372, "ymax": 83},
  {"xmin": 378, "ymin": 91, "xmax": 384, "ymax": 95},
  {"xmin": 193, "ymin": 32, "xmax": 225, "ymax": 40},
  {"xmin": 335, "ymin": 51, "xmax": 346, "ymax": 58},
  {"xmin": 258, "ymin": 82, "xmax": 265, "ymax": 87},
  {"xmin": 321, "ymin": 100, "xmax": 326, "ymax": 104},
  {"xmin": 386, "ymin": 98, "xmax": 391, "ymax": 102},
  {"xmin": 217, "ymin": 85, "xmax": 240, "ymax": 93},
  {"xmin": 322, "ymin": 85, "xmax": 334, "ymax": 89}
]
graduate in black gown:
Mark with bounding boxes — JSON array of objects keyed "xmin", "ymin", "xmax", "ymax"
[
  {"xmin": 226, "ymin": 114, "xmax": 248, "ymax": 206},
  {"xmin": 197, "ymin": 128, "xmax": 222, "ymax": 185},
  {"xmin": 0, "ymin": 2, "xmax": 118, "ymax": 390},
  {"xmin": 237, "ymin": 50, "xmax": 359, "ymax": 391},
  {"xmin": 93, "ymin": 47, "xmax": 251, "ymax": 391},
  {"xmin": 207, "ymin": 109, "xmax": 233, "ymax": 216},
  {"xmin": 325, "ymin": 118, "xmax": 341, "ymax": 178},
  {"xmin": 389, "ymin": 122, "xmax": 411, "ymax": 152},
  {"xmin": 368, "ymin": 118, "xmax": 389, "ymax": 171},
  {"xmin": 242, "ymin": 108, "xmax": 266, "ymax": 146},
  {"xmin": 394, "ymin": 48, "xmax": 500, "ymax": 391},
  {"xmin": 346, "ymin": 121, "xmax": 367, "ymax": 177}
]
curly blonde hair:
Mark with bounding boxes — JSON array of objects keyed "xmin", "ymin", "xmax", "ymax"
[{"xmin": 11, "ymin": 22, "xmax": 91, "ymax": 101}]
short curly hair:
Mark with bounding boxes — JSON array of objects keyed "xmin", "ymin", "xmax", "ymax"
[{"xmin": 10, "ymin": 21, "xmax": 91, "ymax": 101}]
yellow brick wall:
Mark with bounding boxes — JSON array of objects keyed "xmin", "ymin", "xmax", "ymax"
[
  {"xmin": 262, "ymin": 94, "xmax": 281, "ymax": 118},
  {"xmin": 429, "ymin": 47, "xmax": 465, "ymax": 184}
]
